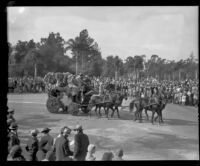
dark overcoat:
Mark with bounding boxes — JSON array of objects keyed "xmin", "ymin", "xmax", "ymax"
[
  {"xmin": 8, "ymin": 132, "xmax": 20, "ymax": 153},
  {"xmin": 73, "ymin": 132, "xmax": 89, "ymax": 161},
  {"xmin": 25, "ymin": 136, "xmax": 39, "ymax": 161},
  {"xmin": 54, "ymin": 135, "xmax": 73, "ymax": 161}
]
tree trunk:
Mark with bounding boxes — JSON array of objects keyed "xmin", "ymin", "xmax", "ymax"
[{"xmin": 34, "ymin": 63, "xmax": 37, "ymax": 78}]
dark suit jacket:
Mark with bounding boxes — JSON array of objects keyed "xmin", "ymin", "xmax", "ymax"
[
  {"xmin": 40, "ymin": 134, "xmax": 54, "ymax": 151},
  {"xmin": 73, "ymin": 132, "xmax": 89, "ymax": 161},
  {"xmin": 54, "ymin": 135, "xmax": 73, "ymax": 161},
  {"xmin": 8, "ymin": 132, "xmax": 20, "ymax": 153},
  {"xmin": 25, "ymin": 136, "xmax": 39, "ymax": 161}
]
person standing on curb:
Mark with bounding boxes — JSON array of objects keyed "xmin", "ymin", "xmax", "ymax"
[
  {"xmin": 8, "ymin": 122, "xmax": 20, "ymax": 154},
  {"xmin": 25, "ymin": 129, "xmax": 39, "ymax": 161},
  {"xmin": 53, "ymin": 126, "xmax": 73, "ymax": 161},
  {"xmin": 40, "ymin": 127, "xmax": 54, "ymax": 153},
  {"xmin": 73, "ymin": 125, "xmax": 89, "ymax": 161}
]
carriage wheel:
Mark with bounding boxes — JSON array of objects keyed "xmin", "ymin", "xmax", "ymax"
[
  {"xmin": 68, "ymin": 102, "xmax": 79, "ymax": 116},
  {"xmin": 46, "ymin": 96, "xmax": 67, "ymax": 114},
  {"xmin": 81, "ymin": 106, "xmax": 90, "ymax": 114}
]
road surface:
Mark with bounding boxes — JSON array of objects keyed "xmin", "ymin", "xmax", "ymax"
[{"xmin": 7, "ymin": 93, "xmax": 199, "ymax": 160}]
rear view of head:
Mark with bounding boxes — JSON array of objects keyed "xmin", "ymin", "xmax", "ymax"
[
  {"xmin": 61, "ymin": 126, "xmax": 71, "ymax": 137},
  {"xmin": 87, "ymin": 144, "xmax": 96, "ymax": 154},
  {"xmin": 115, "ymin": 148, "xmax": 123, "ymax": 159},
  {"xmin": 101, "ymin": 152, "xmax": 114, "ymax": 161}
]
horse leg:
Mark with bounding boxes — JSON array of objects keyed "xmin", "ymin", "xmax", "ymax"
[
  {"xmin": 157, "ymin": 110, "xmax": 162, "ymax": 125},
  {"xmin": 139, "ymin": 108, "xmax": 143, "ymax": 123},
  {"xmin": 145, "ymin": 109, "xmax": 149, "ymax": 121},
  {"xmin": 98, "ymin": 106, "xmax": 102, "ymax": 117},
  {"xmin": 160, "ymin": 110, "xmax": 164, "ymax": 123},
  {"xmin": 94, "ymin": 107, "xmax": 99, "ymax": 118},
  {"xmin": 106, "ymin": 107, "xmax": 109, "ymax": 119},
  {"xmin": 111, "ymin": 106, "xmax": 115, "ymax": 118},
  {"xmin": 151, "ymin": 111, "xmax": 155, "ymax": 125},
  {"xmin": 116, "ymin": 107, "xmax": 120, "ymax": 119},
  {"xmin": 154, "ymin": 113, "xmax": 158, "ymax": 122},
  {"xmin": 104, "ymin": 106, "xmax": 107, "ymax": 116},
  {"xmin": 134, "ymin": 109, "xmax": 138, "ymax": 121}
]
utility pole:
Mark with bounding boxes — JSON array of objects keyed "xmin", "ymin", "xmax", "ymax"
[{"xmin": 76, "ymin": 52, "xmax": 78, "ymax": 75}]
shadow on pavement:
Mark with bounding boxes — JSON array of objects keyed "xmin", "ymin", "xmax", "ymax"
[
  {"xmin": 17, "ymin": 114, "xmax": 61, "ymax": 129},
  {"xmin": 162, "ymin": 118, "xmax": 198, "ymax": 126},
  {"xmin": 134, "ymin": 132, "xmax": 198, "ymax": 150}
]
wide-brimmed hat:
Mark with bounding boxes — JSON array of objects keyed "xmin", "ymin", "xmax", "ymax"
[
  {"xmin": 73, "ymin": 124, "xmax": 83, "ymax": 131},
  {"xmin": 41, "ymin": 127, "xmax": 51, "ymax": 133},
  {"xmin": 9, "ymin": 122, "xmax": 18, "ymax": 130},
  {"xmin": 8, "ymin": 108, "xmax": 15, "ymax": 113}
]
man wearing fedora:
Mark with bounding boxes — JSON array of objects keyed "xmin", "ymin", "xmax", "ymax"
[
  {"xmin": 73, "ymin": 124, "xmax": 89, "ymax": 161},
  {"xmin": 8, "ymin": 122, "xmax": 20, "ymax": 154},
  {"xmin": 53, "ymin": 126, "xmax": 73, "ymax": 161},
  {"xmin": 39, "ymin": 127, "xmax": 54, "ymax": 153},
  {"xmin": 7, "ymin": 108, "xmax": 16, "ymax": 123},
  {"xmin": 25, "ymin": 129, "xmax": 39, "ymax": 161}
]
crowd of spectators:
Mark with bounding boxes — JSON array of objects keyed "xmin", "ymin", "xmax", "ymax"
[
  {"xmin": 8, "ymin": 74, "xmax": 198, "ymax": 108},
  {"xmin": 8, "ymin": 76, "xmax": 45, "ymax": 93},
  {"xmin": 91, "ymin": 77, "xmax": 199, "ymax": 107},
  {"xmin": 7, "ymin": 108, "xmax": 124, "ymax": 161}
]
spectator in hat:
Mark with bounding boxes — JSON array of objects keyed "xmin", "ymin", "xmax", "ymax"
[
  {"xmin": 9, "ymin": 145, "xmax": 25, "ymax": 161},
  {"xmin": 7, "ymin": 108, "xmax": 16, "ymax": 123},
  {"xmin": 39, "ymin": 127, "xmax": 54, "ymax": 153},
  {"xmin": 101, "ymin": 152, "xmax": 114, "ymax": 161},
  {"xmin": 113, "ymin": 148, "xmax": 124, "ymax": 160},
  {"xmin": 73, "ymin": 124, "xmax": 89, "ymax": 161},
  {"xmin": 8, "ymin": 122, "xmax": 20, "ymax": 154},
  {"xmin": 25, "ymin": 129, "xmax": 39, "ymax": 161},
  {"xmin": 42, "ymin": 150, "xmax": 55, "ymax": 161},
  {"xmin": 53, "ymin": 126, "xmax": 73, "ymax": 161},
  {"xmin": 86, "ymin": 144, "xmax": 96, "ymax": 161}
]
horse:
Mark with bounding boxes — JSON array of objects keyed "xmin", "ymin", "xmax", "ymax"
[
  {"xmin": 129, "ymin": 95, "xmax": 164, "ymax": 124},
  {"xmin": 106, "ymin": 91, "xmax": 128, "ymax": 119},
  {"xmin": 88, "ymin": 94, "xmax": 112, "ymax": 118},
  {"xmin": 129, "ymin": 96, "xmax": 150, "ymax": 123}
]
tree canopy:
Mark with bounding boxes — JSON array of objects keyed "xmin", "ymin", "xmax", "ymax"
[{"xmin": 8, "ymin": 29, "xmax": 198, "ymax": 81}]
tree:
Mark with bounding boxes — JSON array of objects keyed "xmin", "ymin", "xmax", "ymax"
[
  {"xmin": 65, "ymin": 29, "xmax": 102, "ymax": 75},
  {"xmin": 37, "ymin": 32, "xmax": 71, "ymax": 75},
  {"xmin": 133, "ymin": 55, "xmax": 144, "ymax": 82}
]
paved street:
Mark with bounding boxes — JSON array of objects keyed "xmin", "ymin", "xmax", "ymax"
[{"xmin": 7, "ymin": 93, "xmax": 199, "ymax": 160}]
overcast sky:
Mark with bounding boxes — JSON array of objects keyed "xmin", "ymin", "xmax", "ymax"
[{"xmin": 7, "ymin": 6, "xmax": 198, "ymax": 61}]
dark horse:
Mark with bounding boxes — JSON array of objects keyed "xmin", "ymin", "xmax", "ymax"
[
  {"xmin": 129, "ymin": 95, "xmax": 164, "ymax": 124},
  {"xmin": 88, "ymin": 94, "xmax": 112, "ymax": 118},
  {"xmin": 144, "ymin": 94, "xmax": 168, "ymax": 123},
  {"xmin": 88, "ymin": 91, "xmax": 127, "ymax": 119},
  {"xmin": 106, "ymin": 92, "xmax": 128, "ymax": 119}
]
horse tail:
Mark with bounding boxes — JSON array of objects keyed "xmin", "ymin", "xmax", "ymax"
[{"xmin": 129, "ymin": 100, "xmax": 135, "ymax": 113}]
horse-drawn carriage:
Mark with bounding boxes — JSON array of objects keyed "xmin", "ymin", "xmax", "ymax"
[{"xmin": 44, "ymin": 72, "xmax": 94, "ymax": 115}]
